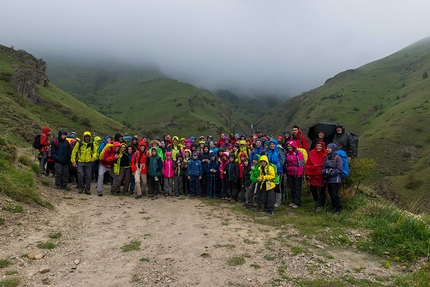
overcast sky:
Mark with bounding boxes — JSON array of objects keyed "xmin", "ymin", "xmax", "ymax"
[{"xmin": 2, "ymin": 0, "xmax": 430, "ymax": 96}]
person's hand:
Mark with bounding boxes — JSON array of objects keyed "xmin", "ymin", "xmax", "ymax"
[
  {"xmin": 199, "ymin": 176, "xmax": 202, "ymax": 180},
  {"xmin": 72, "ymin": 163, "xmax": 77, "ymax": 168}
]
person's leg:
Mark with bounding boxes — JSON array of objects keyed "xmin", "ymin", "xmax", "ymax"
[
  {"xmin": 97, "ymin": 165, "xmax": 107, "ymax": 193},
  {"xmin": 293, "ymin": 176, "xmax": 303, "ymax": 207},
  {"xmin": 328, "ymin": 183, "xmax": 342, "ymax": 213},
  {"xmin": 84, "ymin": 163, "xmax": 93, "ymax": 193},
  {"xmin": 135, "ymin": 169, "xmax": 142, "ymax": 196},
  {"xmin": 39, "ymin": 152, "xmax": 47, "ymax": 174},
  {"xmin": 123, "ymin": 168, "xmax": 131, "ymax": 193},
  {"xmin": 61, "ymin": 163, "xmax": 69, "ymax": 189},
  {"xmin": 54, "ymin": 163, "xmax": 62, "ymax": 188},
  {"xmin": 77, "ymin": 163, "xmax": 85, "ymax": 193},
  {"xmin": 267, "ymin": 188, "xmax": 276, "ymax": 214}
]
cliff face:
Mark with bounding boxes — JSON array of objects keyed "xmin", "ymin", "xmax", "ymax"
[{"xmin": 0, "ymin": 45, "xmax": 49, "ymax": 104}]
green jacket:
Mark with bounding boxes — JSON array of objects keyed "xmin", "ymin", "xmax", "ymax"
[
  {"xmin": 71, "ymin": 131, "xmax": 97, "ymax": 163},
  {"xmin": 113, "ymin": 151, "xmax": 130, "ymax": 175}
]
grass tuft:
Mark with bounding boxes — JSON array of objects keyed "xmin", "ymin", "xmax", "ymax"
[
  {"xmin": 121, "ymin": 240, "xmax": 141, "ymax": 252},
  {"xmin": 36, "ymin": 241, "xmax": 57, "ymax": 249},
  {"xmin": 227, "ymin": 256, "xmax": 245, "ymax": 266}
]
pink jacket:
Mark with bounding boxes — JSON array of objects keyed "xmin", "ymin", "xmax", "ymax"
[
  {"xmin": 284, "ymin": 141, "xmax": 305, "ymax": 177},
  {"xmin": 162, "ymin": 152, "xmax": 174, "ymax": 178}
]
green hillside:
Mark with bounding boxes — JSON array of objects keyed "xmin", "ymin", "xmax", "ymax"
[
  {"xmin": 257, "ymin": 37, "xmax": 430, "ymax": 212},
  {"xmin": 46, "ymin": 60, "xmax": 270, "ymax": 137},
  {"xmin": 0, "ymin": 46, "xmax": 127, "ymax": 146}
]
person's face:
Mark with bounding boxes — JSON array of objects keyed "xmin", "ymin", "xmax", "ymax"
[
  {"xmin": 327, "ymin": 147, "xmax": 333, "ymax": 154},
  {"xmin": 185, "ymin": 151, "xmax": 190, "ymax": 157},
  {"xmin": 244, "ymin": 160, "xmax": 249, "ymax": 166},
  {"xmin": 221, "ymin": 133, "xmax": 226, "ymax": 138},
  {"xmin": 152, "ymin": 149, "xmax": 157, "ymax": 155},
  {"xmin": 84, "ymin": 136, "xmax": 90, "ymax": 142},
  {"xmin": 318, "ymin": 132, "xmax": 325, "ymax": 139},
  {"xmin": 193, "ymin": 154, "xmax": 198, "ymax": 159},
  {"xmin": 115, "ymin": 146, "xmax": 120, "ymax": 152},
  {"xmin": 204, "ymin": 147, "xmax": 209, "ymax": 153},
  {"xmin": 260, "ymin": 160, "xmax": 267, "ymax": 167},
  {"xmin": 316, "ymin": 143, "xmax": 322, "ymax": 152},
  {"xmin": 160, "ymin": 141, "xmax": 165, "ymax": 147},
  {"xmin": 252, "ymin": 159, "xmax": 258, "ymax": 165},
  {"xmin": 229, "ymin": 157, "xmax": 234, "ymax": 162},
  {"xmin": 61, "ymin": 134, "xmax": 67, "ymax": 139},
  {"xmin": 121, "ymin": 146, "xmax": 126, "ymax": 152},
  {"xmin": 173, "ymin": 139, "xmax": 178, "ymax": 144},
  {"xmin": 336, "ymin": 127, "xmax": 343, "ymax": 134},
  {"xmin": 166, "ymin": 135, "xmax": 171, "ymax": 141},
  {"xmin": 127, "ymin": 147, "xmax": 133, "ymax": 154},
  {"xmin": 140, "ymin": 146, "xmax": 145, "ymax": 152},
  {"xmin": 284, "ymin": 134, "xmax": 290, "ymax": 139},
  {"xmin": 287, "ymin": 144, "xmax": 293, "ymax": 151},
  {"xmin": 107, "ymin": 137, "xmax": 112, "ymax": 143},
  {"xmin": 270, "ymin": 142, "xmax": 275, "ymax": 149},
  {"xmin": 292, "ymin": 128, "xmax": 299, "ymax": 136},
  {"xmin": 256, "ymin": 141, "xmax": 261, "ymax": 147}
]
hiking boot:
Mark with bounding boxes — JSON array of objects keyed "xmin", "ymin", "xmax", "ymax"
[
  {"xmin": 97, "ymin": 192, "xmax": 103, "ymax": 197},
  {"xmin": 135, "ymin": 195, "xmax": 142, "ymax": 199},
  {"xmin": 78, "ymin": 189, "xmax": 84, "ymax": 194},
  {"xmin": 291, "ymin": 204, "xmax": 299, "ymax": 209},
  {"xmin": 84, "ymin": 191, "xmax": 91, "ymax": 195},
  {"xmin": 152, "ymin": 195, "xmax": 159, "ymax": 200},
  {"xmin": 289, "ymin": 203, "xmax": 295, "ymax": 207},
  {"xmin": 315, "ymin": 207, "xmax": 323, "ymax": 212},
  {"xmin": 62, "ymin": 187, "xmax": 71, "ymax": 191},
  {"xmin": 54, "ymin": 185, "xmax": 61, "ymax": 189},
  {"xmin": 252, "ymin": 207, "xmax": 260, "ymax": 212},
  {"xmin": 268, "ymin": 211, "xmax": 275, "ymax": 216}
]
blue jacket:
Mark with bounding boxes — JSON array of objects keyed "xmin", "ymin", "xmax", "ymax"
[
  {"xmin": 188, "ymin": 158, "xmax": 203, "ymax": 176},
  {"xmin": 207, "ymin": 159, "xmax": 219, "ymax": 176},
  {"xmin": 51, "ymin": 130, "xmax": 72, "ymax": 165},
  {"xmin": 322, "ymin": 153, "xmax": 343, "ymax": 184},
  {"xmin": 266, "ymin": 139, "xmax": 285, "ymax": 173}
]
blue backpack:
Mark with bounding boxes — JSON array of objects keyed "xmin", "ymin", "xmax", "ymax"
[{"xmin": 335, "ymin": 150, "xmax": 349, "ymax": 178}]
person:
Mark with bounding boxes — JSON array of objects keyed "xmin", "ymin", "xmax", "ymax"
[
  {"xmin": 283, "ymin": 131, "xmax": 291, "ymax": 150},
  {"xmin": 219, "ymin": 152, "xmax": 229, "ymax": 200},
  {"xmin": 38, "ymin": 126, "xmax": 51, "ymax": 174},
  {"xmin": 50, "ymin": 130, "xmax": 72, "ymax": 191},
  {"xmin": 305, "ymin": 141, "xmax": 327, "ymax": 211},
  {"xmin": 173, "ymin": 153, "xmax": 185, "ymax": 197},
  {"xmin": 266, "ymin": 139, "xmax": 285, "ymax": 207},
  {"xmin": 322, "ymin": 143, "xmax": 344, "ymax": 215},
  {"xmin": 207, "ymin": 152, "xmax": 219, "ymax": 199},
  {"xmin": 182, "ymin": 149, "xmax": 191, "ymax": 195},
  {"xmin": 147, "ymin": 147, "xmax": 163, "ymax": 200},
  {"xmin": 257, "ymin": 155, "xmax": 276, "ymax": 216},
  {"xmin": 226, "ymin": 154, "xmax": 239, "ymax": 202},
  {"xmin": 188, "ymin": 151, "xmax": 203, "ymax": 198},
  {"xmin": 310, "ymin": 131, "xmax": 330, "ymax": 151},
  {"xmin": 245, "ymin": 154, "xmax": 260, "ymax": 210},
  {"xmin": 332, "ymin": 124, "xmax": 358, "ymax": 160},
  {"xmin": 168, "ymin": 136, "xmax": 182, "ymax": 161},
  {"xmin": 131, "ymin": 141, "xmax": 148, "ymax": 199},
  {"xmin": 285, "ymin": 140, "xmax": 305, "ymax": 209},
  {"xmin": 92, "ymin": 136, "xmax": 102, "ymax": 181},
  {"xmin": 241, "ymin": 158, "xmax": 251, "ymax": 204},
  {"xmin": 111, "ymin": 143, "xmax": 132, "ymax": 195},
  {"xmin": 97, "ymin": 141, "xmax": 120, "ymax": 196},
  {"xmin": 162, "ymin": 151, "xmax": 174, "ymax": 196},
  {"xmin": 291, "ymin": 125, "xmax": 309, "ymax": 153},
  {"xmin": 71, "ymin": 131, "xmax": 97, "ymax": 195}
]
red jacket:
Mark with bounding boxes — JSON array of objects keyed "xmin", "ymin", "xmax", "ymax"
[
  {"xmin": 305, "ymin": 144, "xmax": 326, "ymax": 187},
  {"xmin": 39, "ymin": 126, "xmax": 51, "ymax": 152},
  {"xmin": 131, "ymin": 141, "xmax": 148, "ymax": 173},
  {"xmin": 292, "ymin": 130, "xmax": 309, "ymax": 153},
  {"xmin": 101, "ymin": 144, "xmax": 119, "ymax": 168}
]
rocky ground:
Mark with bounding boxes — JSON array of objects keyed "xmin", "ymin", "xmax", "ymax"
[{"xmin": 0, "ymin": 178, "xmax": 413, "ymax": 287}]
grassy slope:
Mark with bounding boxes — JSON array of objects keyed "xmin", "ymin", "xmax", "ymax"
[
  {"xmin": 257, "ymin": 37, "xmax": 430, "ymax": 212},
  {"xmin": 47, "ymin": 61, "xmax": 266, "ymax": 137},
  {"xmin": 0, "ymin": 52, "xmax": 127, "ymax": 146}
]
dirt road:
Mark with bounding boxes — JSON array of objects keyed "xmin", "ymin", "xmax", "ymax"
[{"xmin": 1, "ymin": 184, "xmax": 401, "ymax": 287}]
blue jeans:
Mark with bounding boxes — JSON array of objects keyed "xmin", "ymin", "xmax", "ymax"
[{"xmin": 189, "ymin": 175, "xmax": 202, "ymax": 197}]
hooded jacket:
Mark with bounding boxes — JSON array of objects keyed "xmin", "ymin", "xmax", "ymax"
[
  {"xmin": 292, "ymin": 129, "xmax": 309, "ymax": 152},
  {"xmin": 50, "ymin": 130, "xmax": 71, "ymax": 165},
  {"xmin": 98, "ymin": 136, "xmax": 111, "ymax": 154},
  {"xmin": 147, "ymin": 147, "xmax": 163, "ymax": 177},
  {"xmin": 187, "ymin": 153, "xmax": 202, "ymax": 177},
  {"xmin": 162, "ymin": 152, "xmax": 174, "ymax": 178},
  {"xmin": 71, "ymin": 131, "xmax": 97, "ymax": 163},
  {"xmin": 322, "ymin": 143, "xmax": 344, "ymax": 184},
  {"xmin": 39, "ymin": 126, "xmax": 51, "ymax": 152},
  {"xmin": 332, "ymin": 124, "xmax": 358, "ymax": 158},
  {"xmin": 266, "ymin": 139, "xmax": 285, "ymax": 173},
  {"xmin": 257, "ymin": 155, "xmax": 276, "ymax": 190},
  {"xmin": 284, "ymin": 140, "xmax": 305, "ymax": 177},
  {"xmin": 305, "ymin": 141, "xmax": 326, "ymax": 187},
  {"xmin": 131, "ymin": 141, "xmax": 148, "ymax": 174}
]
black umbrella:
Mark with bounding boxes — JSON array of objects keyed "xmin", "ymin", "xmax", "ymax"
[{"xmin": 307, "ymin": 122, "xmax": 336, "ymax": 143}]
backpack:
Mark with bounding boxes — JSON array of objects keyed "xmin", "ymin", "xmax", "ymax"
[
  {"xmin": 335, "ymin": 150, "xmax": 349, "ymax": 178},
  {"xmin": 32, "ymin": 134, "xmax": 42, "ymax": 149},
  {"xmin": 269, "ymin": 163, "xmax": 280, "ymax": 184}
]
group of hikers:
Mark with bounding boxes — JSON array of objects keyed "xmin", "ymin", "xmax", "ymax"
[{"xmin": 36, "ymin": 124, "xmax": 358, "ymax": 216}]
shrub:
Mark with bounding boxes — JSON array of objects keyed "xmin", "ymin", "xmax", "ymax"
[{"xmin": 36, "ymin": 242, "xmax": 57, "ymax": 249}]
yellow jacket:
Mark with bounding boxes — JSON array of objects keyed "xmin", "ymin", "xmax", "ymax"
[
  {"xmin": 258, "ymin": 155, "xmax": 276, "ymax": 190},
  {"xmin": 71, "ymin": 131, "xmax": 97, "ymax": 163}
]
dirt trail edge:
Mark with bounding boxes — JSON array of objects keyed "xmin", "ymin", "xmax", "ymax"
[{"xmin": 1, "ymin": 186, "xmax": 400, "ymax": 287}]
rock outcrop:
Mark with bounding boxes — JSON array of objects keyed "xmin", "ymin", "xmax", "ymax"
[{"xmin": 0, "ymin": 45, "xmax": 49, "ymax": 104}]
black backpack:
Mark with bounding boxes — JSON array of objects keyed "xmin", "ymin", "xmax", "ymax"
[{"xmin": 32, "ymin": 134, "xmax": 42, "ymax": 149}]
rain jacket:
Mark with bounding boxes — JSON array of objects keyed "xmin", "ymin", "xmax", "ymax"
[
  {"xmin": 322, "ymin": 144, "xmax": 344, "ymax": 184},
  {"xmin": 39, "ymin": 126, "xmax": 51, "ymax": 152},
  {"xmin": 266, "ymin": 139, "xmax": 285, "ymax": 173},
  {"xmin": 147, "ymin": 147, "xmax": 163, "ymax": 177},
  {"xmin": 131, "ymin": 141, "xmax": 148, "ymax": 174},
  {"xmin": 162, "ymin": 152, "xmax": 174, "ymax": 178},
  {"xmin": 257, "ymin": 155, "xmax": 276, "ymax": 190},
  {"xmin": 50, "ymin": 130, "xmax": 71, "ymax": 165},
  {"xmin": 305, "ymin": 141, "xmax": 326, "ymax": 187},
  {"xmin": 187, "ymin": 156, "xmax": 202, "ymax": 177},
  {"xmin": 284, "ymin": 141, "xmax": 305, "ymax": 177},
  {"xmin": 332, "ymin": 124, "xmax": 358, "ymax": 158},
  {"xmin": 292, "ymin": 129, "xmax": 309, "ymax": 152},
  {"xmin": 71, "ymin": 131, "xmax": 97, "ymax": 163},
  {"xmin": 100, "ymin": 142, "xmax": 120, "ymax": 168}
]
